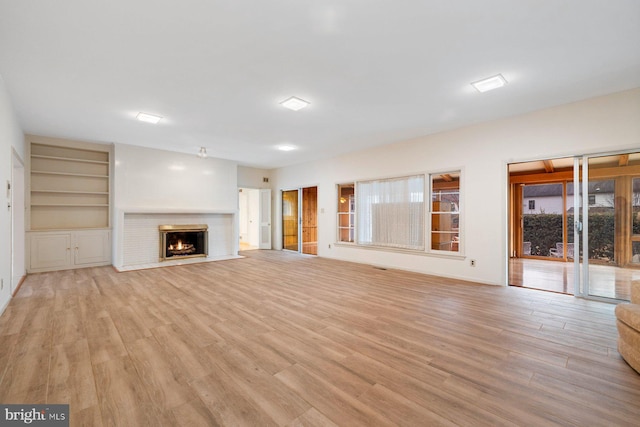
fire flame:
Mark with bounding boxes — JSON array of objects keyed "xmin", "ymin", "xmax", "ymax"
[{"xmin": 168, "ymin": 240, "xmax": 184, "ymax": 250}]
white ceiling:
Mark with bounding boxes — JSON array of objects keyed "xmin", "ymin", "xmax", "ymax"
[{"xmin": 1, "ymin": 1, "xmax": 639, "ymax": 169}]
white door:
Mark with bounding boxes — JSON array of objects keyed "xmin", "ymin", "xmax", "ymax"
[
  {"xmin": 238, "ymin": 190, "xmax": 249, "ymax": 243},
  {"xmin": 259, "ymin": 189, "xmax": 272, "ymax": 249}
]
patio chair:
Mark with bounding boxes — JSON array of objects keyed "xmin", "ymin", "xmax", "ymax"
[
  {"xmin": 549, "ymin": 242, "xmax": 563, "ymax": 257},
  {"xmin": 566, "ymin": 243, "xmax": 574, "ymax": 259}
]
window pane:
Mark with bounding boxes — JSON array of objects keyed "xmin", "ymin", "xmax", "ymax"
[
  {"xmin": 356, "ymin": 175, "xmax": 425, "ymax": 250},
  {"xmin": 521, "ymin": 183, "xmax": 564, "ymax": 257},
  {"xmin": 431, "ymin": 172, "xmax": 460, "ymax": 252},
  {"xmin": 337, "ymin": 183, "xmax": 355, "ymax": 243}
]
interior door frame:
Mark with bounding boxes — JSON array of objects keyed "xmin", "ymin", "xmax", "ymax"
[
  {"xmin": 280, "ymin": 185, "xmax": 318, "ymax": 255},
  {"xmin": 10, "ymin": 148, "xmax": 25, "ymax": 296},
  {"xmin": 281, "ymin": 188, "xmax": 301, "ymax": 252}
]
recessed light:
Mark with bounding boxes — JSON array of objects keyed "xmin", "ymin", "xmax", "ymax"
[
  {"xmin": 471, "ymin": 74, "xmax": 507, "ymax": 93},
  {"xmin": 278, "ymin": 145, "xmax": 296, "ymax": 152},
  {"xmin": 136, "ymin": 112, "xmax": 162, "ymax": 124},
  {"xmin": 280, "ymin": 96, "xmax": 310, "ymax": 111}
]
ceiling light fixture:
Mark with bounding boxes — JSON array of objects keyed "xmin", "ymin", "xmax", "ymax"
[
  {"xmin": 471, "ymin": 74, "xmax": 508, "ymax": 93},
  {"xmin": 197, "ymin": 147, "xmax": 208, "ymax": 158},
  {"xmin": 136, "ymin": 112, "xmax": 163, "ymax": 124},
  {"xmin": 280, "ymin": 96, "xmax": 310, "ymax": 111},
  {"xmin": 278, "ymin": 145, "xmax": 296, "ymax": 152}
]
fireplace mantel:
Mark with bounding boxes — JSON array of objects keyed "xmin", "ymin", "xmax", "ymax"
[{"xmin": 117, "ymin": 207, "xmax": 236, "ymax": 215}]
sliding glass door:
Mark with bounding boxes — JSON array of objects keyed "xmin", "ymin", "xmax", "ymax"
[
  {"xmin": 578, "ymin": 153, "xmax": 639, "ymax": 301},
  {"xmin": 508, "ymin": 152, "xmax": 638, "ymax": 301}
]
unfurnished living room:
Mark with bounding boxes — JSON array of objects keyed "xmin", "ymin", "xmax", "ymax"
[{"xmin": 1, "ymin": 1, "xmax": 640, "ymax": 426}]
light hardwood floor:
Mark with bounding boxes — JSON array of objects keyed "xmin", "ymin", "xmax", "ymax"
[
  {"xmin": 1, "ymin": 250, "xmax": 639, "ymax": 426},
  {"xmin": 510, "ymin": 258, "xmax": 639, "ymax": 300}
]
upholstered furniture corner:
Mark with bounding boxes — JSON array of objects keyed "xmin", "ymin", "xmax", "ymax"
[{"xmin": 616, "ymin": 280, "xmax": 640, "ymax": 374}]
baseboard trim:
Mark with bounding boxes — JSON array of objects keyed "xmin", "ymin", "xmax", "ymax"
[{"xmin": 12, "ymin": 275, "xmax": 26, "ymax": 297}]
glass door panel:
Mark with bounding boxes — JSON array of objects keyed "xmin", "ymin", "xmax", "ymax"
[
  {"xmin": 582, "ymin": 153, "xmax": 637, "ymax": 301},
  {"xmin": 282, "ymin": 190, "xmax": 299, "ymax": 251},
  {"xmin": 521, "ymin": 183, "xmax": 565, "ymax": 258}
]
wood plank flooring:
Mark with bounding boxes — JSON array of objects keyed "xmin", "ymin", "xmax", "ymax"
[
  {"xmin": 509, "ymin": 258, "xmax": 639, "ymax": 300},
  {"xmin": 1, "ymin": 250, "xmax": 639, "ymax": 426}
]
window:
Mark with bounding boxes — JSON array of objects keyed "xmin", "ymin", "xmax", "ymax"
[
  {"xmin": 337, "ymin": 183, "xmax": 355, "ymax": 243},
  {"xmin": 356, "ymin": 175, "xmax": 425, "ymax": 250},
  {"xmin": 335, "ymin": 171, "xmax": 462, "ymax": 255},
  {"xmin": 431, "ymin": 172, "xmax": 460, "ymax": 252},
  {"xmin": 528, "ymin": 200, "xmax": 536, "ymax": 210}
]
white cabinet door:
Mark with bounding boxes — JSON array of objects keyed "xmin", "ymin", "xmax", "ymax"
[
  {"xmin": 30, "ymin": 233, "xmax": 72, "ymax": 270},
  {"xmin": 74, "ymin": 230, "xmax": 111, "ymax": 265}
]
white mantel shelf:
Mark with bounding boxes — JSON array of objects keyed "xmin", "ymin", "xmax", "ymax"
[{"xmin": 118, "ymin": 207, "xmax": 237, "ymax": 215}]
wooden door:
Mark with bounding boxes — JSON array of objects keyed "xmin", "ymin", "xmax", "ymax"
[
  {"xmin": 302, "ymin": 187, "xmax": 317, "ymax": 255},
  {"xmin": 282, "ymin": 190, "xmax": 299, "ymax": 251}
]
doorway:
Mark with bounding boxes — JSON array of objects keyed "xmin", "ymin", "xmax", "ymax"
[
  {"xmin": 282, "ymin": 186, "xmax": 318, "ymax": 255},
  {"xmin": 508, "ymin": 152, "xmax": 640, "ymax": 301},
  {"xmin": 239, "ymin": 188, "xmax": 272, "ymax": 251}
]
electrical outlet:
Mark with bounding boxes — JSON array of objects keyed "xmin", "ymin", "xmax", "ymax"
[
  {"xmin": 328, "ymin": 244, "xmax": 331, "ymax": 249},
  {"xmin": 0, "ymin": 278, "xmax": 3, "ymax": 290},
  {"xmin": 470, "ymin": 259, "xmax": 476, "ymax": 267}
]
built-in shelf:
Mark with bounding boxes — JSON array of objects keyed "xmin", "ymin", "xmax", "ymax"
[
  {"xmin": 32, "ymin": 204, "xmax": 109, "ymax": 207},
  {"xmin": 31, "ymin": 190, "xmax": 109, "ymax": 195},
  {"xmin": 29, "ymin": 139, "xmax": 111, "ymax": 231},
  {"xmin": 26, "ymin": 137, "xmax": 113, "ymax": 273},
  {"xmin": 31, "ymin": 154, "xmax": 109, "ymax": 165},
  {"xmin": 32, "ymin": 170, "xmax": 109, "ymax": 178}
]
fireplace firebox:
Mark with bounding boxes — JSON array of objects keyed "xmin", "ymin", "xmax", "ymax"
[{"xmin": 159, "ymin": 224, "xmax": 208, "ymax": 261}]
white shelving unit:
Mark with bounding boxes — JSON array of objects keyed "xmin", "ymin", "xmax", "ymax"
[{"xmin": 26, "ymin": 136, "xmax": 113, "ymax": 272}]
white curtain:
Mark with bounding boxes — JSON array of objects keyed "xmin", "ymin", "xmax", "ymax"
[{"xmin": 356, "ymin": 175, "xmax": 424, "ymax": 250}]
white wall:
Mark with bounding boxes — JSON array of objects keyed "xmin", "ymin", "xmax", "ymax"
[
  {"xmin": 272, "ymin": 88, "xmax": 640, "ymax": 286},
  {"xmin": 0, "ymin": 76, "xmax": 25, "ymax": 315},
  {"xmin": 114, "ymin": 143, "xmax": 238, "ymax": 210},
  {"xmin": 238, "ymin": 166, "xmax": 272, "ymax": 189},
  {"xmin": 112, "ymin": 143, "xmax": 239, "ymax": 266}
]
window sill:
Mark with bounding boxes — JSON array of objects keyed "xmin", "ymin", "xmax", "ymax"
[{"xmin": 333, "ymin": 242, "xmax": 466, "ymax": 260}]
